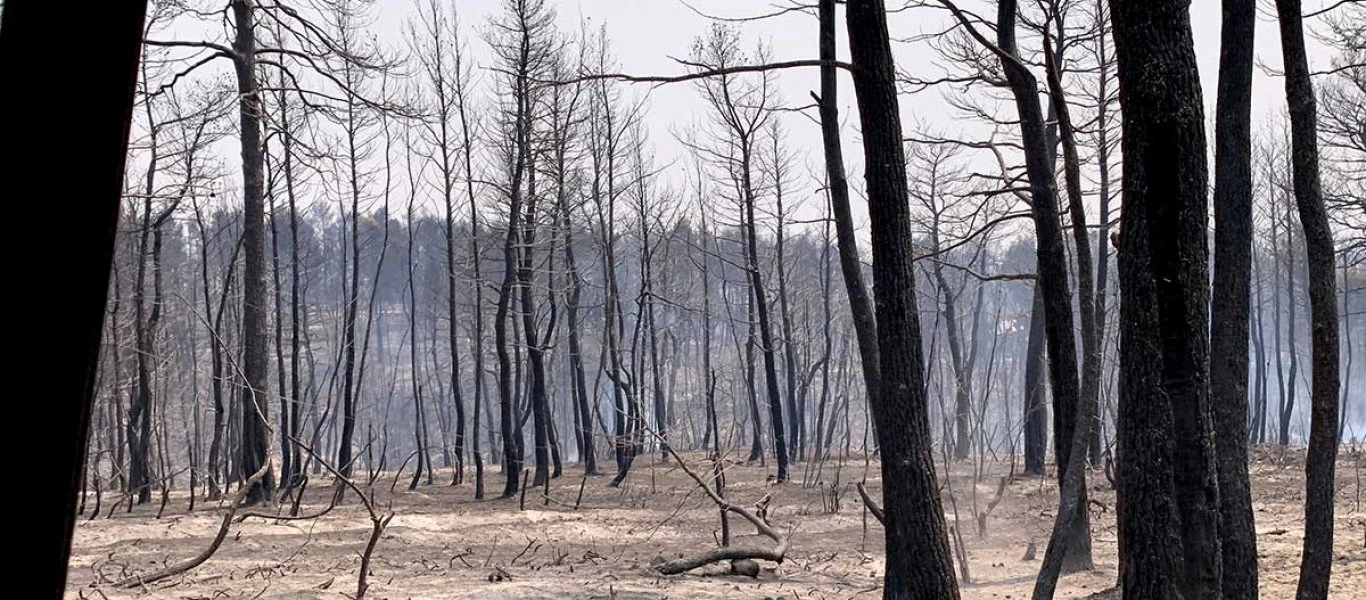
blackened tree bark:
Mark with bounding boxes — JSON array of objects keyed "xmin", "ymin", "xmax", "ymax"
[
  {"xmin": 770, "ymin": 127, "xmax": 802, "ymax": 461},
  {"xmin": 745, "ymin": 286, "xmax": 764, "ymax": 463},
  {"xmin": 993, "ymin": 0, "xmax": 1090, "ymax": 571},
  {"xmin": 335, "ymin": 37, "xmax": 366, "ymax": 484},
  {"xmin": 816, "ymin": 0, "xmax": 879, "ymax": 415},
  {"xmin": 489, "ymin": 0, "xmax": 554, "ymax": 497},
  {"xmin": 1281, "ymin": 197, "xmax": 1301, "ymax": 446},
  {"xmin": 283, "ymin": 90, "xmax": 304, "ymax": 491},
  {"xmin": 1275, "ymin": 1, "xmax": 1343, "ymax": 597},
  {"xmin": 1089, "ymin": 0, "xmax": 1116, "ymax": 463},
  {"xmin": 268, "ymin": 162, "xmax": 291, "ymax": 493},
  {"xmin": 519, "ymin": 156, "xmax": 552, "ymax": 487},
  {"xmin": 270, "ymin": 73, "xmax": 305, "ymax": 492},
  {"xmin": 635, "ymin": 155, "xmax": 668, "ymax": 463},
  {"xmin": 129, "ymin": 117, "xmax": 161, "ymax": 505},
  {"xmin": 845, "ymin": 1, "xmax": 959, "ymax": 596},
  {"xmin": 1042, "ymin": 19, "xmax": 1101, "ymax": 500},
  {"xmin": 412, "ymin": 0, "xmax": 468, "ymax": 486},
  {"xmin": 555, "ymin": 125, "xmax": 597, "ymax": 477},
  {"xmin": 1111, "ymin": 0, "xmax": 1221, "ymax": 596},
  {"xmin": 1023, "ymin": 285, "xmax": 1047, "ymax": 476},
  {"xmin": 453, "ymin": 28, "xmax": 487, "ymax": 499},
  {"xmin": 690, "ymin": 26, "xmax": 788, "ymax": 480},
  {"xmin": 921, "ymin": 182, "xmax": 973, "ymax": 462},
  {"xmin": 406, "ymin": 141, "xmax": 433, "ymax": 490},
  {"xmin": 1209, "ymin": 0, "xmax": 1259, "ymax": 595},
  {"xmin": 193, "ymin": 200, "xmax": 239, "ymax": 501},
  {"xmin": 743, "ymin": 165, "xmax": 789, "ymax": 482},
  {"xmin": 231, "ymin": 0, "xmax": 274, "ymax": 504}
]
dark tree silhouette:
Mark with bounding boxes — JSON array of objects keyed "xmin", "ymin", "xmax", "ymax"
[
  {"xmin": 1276, "ymin": 0, "xmax": 1343, "ymax": 597},
  {"xmin": 1111, "ymin": 0, "xmax": 1222, "ymax": 596},
  {"xmin": 1210, "ymin": 0, "xmax": 1260, "ymax": 595},
  {"xmin": 846, "ymin": 0, "xmax": 960, "ymax": 596}
]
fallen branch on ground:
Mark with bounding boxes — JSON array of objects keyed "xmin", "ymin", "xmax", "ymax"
[
  {"xmin": 651, "ymin": 435, "xmax": 790, "ymax": 576},
  {"xmin": 114, "ymin": 461, "xmax": 270, "ymax": 588}
]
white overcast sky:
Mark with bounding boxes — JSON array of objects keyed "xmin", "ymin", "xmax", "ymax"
[
  {"xmin": 381, "ymin": 0, "xmax": 1337, "ymax": 229},
  {"xmin": 154, "ymin": 0, "xmax": 1342, "ymax": 235}
]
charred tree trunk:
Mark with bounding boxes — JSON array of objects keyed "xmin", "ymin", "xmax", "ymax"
[
  {"xmin": 927, "ymin": 222, "xmax": 972, "ymax": 462},
  {"xmin": 1282, "ymin": 197, "xmax": 1301, "ymax": 446},
  {"xmin": 745, "ymin": 288, "xmax": 764, "ymax": 464},
  {"xmin": 129, "ymin": 190, "xmax": 157, "ymax": 505},
  {"xmin": 845, "ymin": 1, "xmax": 960, "ymax": 596},
  {"xmin": 1023, "ymin": 285, "xmax": 1048, "ymax": 476},
  {"xmin": 558, "ymin": 169, "xmax": 597, "ymax": 476},
  {"xmin": 278, "ymin": 83, "xmax": 305, "ymax": 491},
  {"xmin": 817, "ymin": 0, "xmax": 879, "ymax": 414},
  {"xmin": 740, "ymin": 146, "xmax": 790, "ymax": 482},
  {"xmin": 1210, "ymin": 0, "xmax": 1260, "ymax": 595},
  {"xmin": 231, "ymin": 0, "xmax": 274, "ymax": 504},
  {"xmin": 441, "ymin": 119, "xmax": 467, "ymax": 489},
  {"xmin": 456, "ymin": 62, "xmax": 486, "ymax": 499},
  {"xmin": 1276, "ymin": 1, "xmax": 1342, "ymax": 597},
  {"xmin": 995, "ymin": 0, "xmax": 1089, "ymax": 570},
  {"xmin": 518, "ymin": 160, "xmax": 552, "ymax": 488},
  {"xmin": 1111, "ymin": 0, "xmax": 1222, "ymax": 596},
  {"xmin": 771, "ymin": 137, "xmax": 801, "ymax": 461}
]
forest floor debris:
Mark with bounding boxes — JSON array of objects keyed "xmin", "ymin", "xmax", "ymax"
[{"xmin": 67, "ymin": 450, "xmax": 1362, "ymax": 599}]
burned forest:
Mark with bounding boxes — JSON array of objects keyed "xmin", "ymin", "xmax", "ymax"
[{"xmin": 52, "ymin": 0, "xmax": 1364, "ymax": 599}]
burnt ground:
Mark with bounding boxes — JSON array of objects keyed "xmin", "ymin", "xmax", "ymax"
[{"xmin": 66, "ymin": 448, "xmax": 1364, "ymax": 599}]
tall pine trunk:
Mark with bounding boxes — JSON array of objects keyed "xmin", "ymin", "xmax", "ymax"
[
  {"xmin": 1276, "ymin": 1, "xmax": 1342, "ymax": 596},
  {"xmin": 1111, "ymin": 1, "xmax": 1221, "ymax": 596},
  {"xmin": 1209, "ymin": 0, "xmax": 1260, "ymax": 594},
  {"xmin": 231, "ymin": 0, "xmax": 274, "ymax": 504},
  {"xmin": 845, "ymin": 1, "xmax": 960, "ymax": 596}
]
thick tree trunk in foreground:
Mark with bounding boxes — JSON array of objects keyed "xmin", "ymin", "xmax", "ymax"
[
  {"xmin": 846, "ymin": 1, "xmax": 960, "ymax": 597},
  {"xmin": 1111, "ymin": 0, "xmax": 1221, "ymax": 597},
  {"xmin": 1210, "ymin": 0, "xmax": 1260, "ymax": 595}
]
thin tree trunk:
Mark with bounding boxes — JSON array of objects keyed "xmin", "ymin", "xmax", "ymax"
[
  {"xmin": 817, "ymin": 0, "xmax": 879, "ymax": 417},
  {"xmin": 231, "ymin": 0, "xmax": 274, "ymax": 504},
  {"xmin": 455, "ymin": 54, "xmax": 486, "ymax": 499},
  {"xmin": 1276, "ymin": 2, "xmax": 1342, "ymax": 597},
  {"xmin": 1283, "ymin": 194, "xmax": 1301, "ymax": 446},
  {"xmin": 771, "ymin": 134, "xmax": 801, "ymax": 461},
  {"xmin": 1089, "ymin": 0, "xmax": 1115, "ymax": 463},
  {"xmin": 740, "ymin": 144, "xmax": 789, "ymax": 482},
  {"xmin": 558, "ymin": 170, "xmax": 597, "ymax": 475},
  {"xmin": 518, "ymin": 156, "xmax": 552, "ymax": 488},
  {"xmin": 1023, "ymin": 285, "xmax": 1047, "ymax": 476}
]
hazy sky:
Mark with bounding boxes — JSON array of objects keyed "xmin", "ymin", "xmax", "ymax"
[
  {"xmin": 370, "ymin": 0, "xmax": 1339, "ymax": 226},
  {"xmin": 154, "ymin": 0, "xmax": 1343, "ymax": 232}
]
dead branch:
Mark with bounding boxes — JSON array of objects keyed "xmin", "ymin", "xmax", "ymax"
[
  {"xmin": 357, "ymin": 513, "xmax": 395, "ymax": 599},
  {"xmin": 114, "ymin": 461, "xmax": 270, "ymax": 588},
  {"xmin": 283, "ymin": 436, "xmax": 393, "ymax": 600},
  {"xmin": 977, "ymin": 475, "xmax": 1010, "ymax": 537},
  {"xmin": 528, "ymin": 59, "xmax": 854, "ymax": 87},
  {"xmin": 855, "ymin": 482, "xmax": 885, "ymax": 525},
  {"xmin": 659, "ymin": 545, "xmax": 787, "ymax": 576},
  {"xmin": 651, "ymin": 435, "xmax": 790, "ymax": 575}
]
